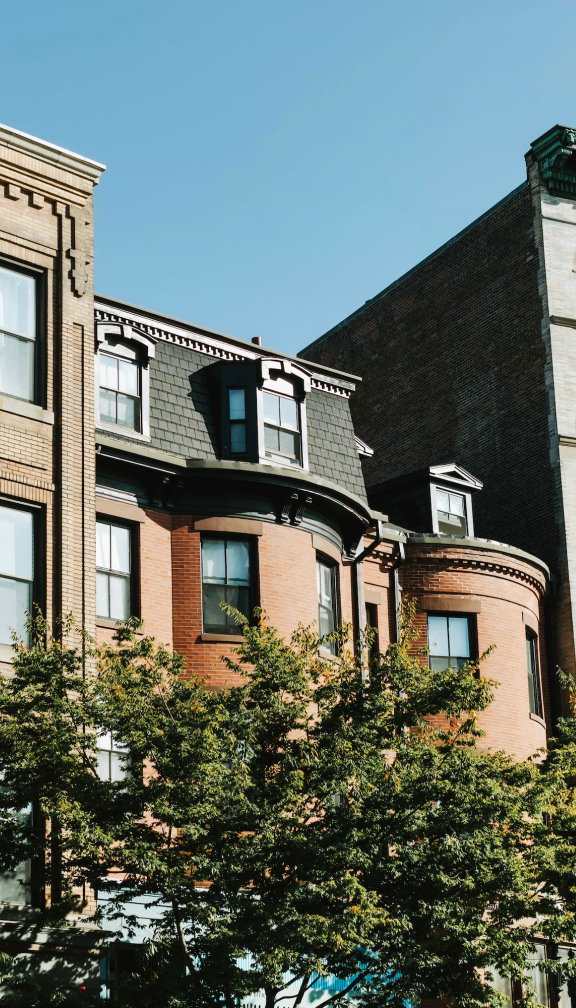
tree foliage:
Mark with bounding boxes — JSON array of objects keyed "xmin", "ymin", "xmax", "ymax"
[{"xmin": 0, "ymin": 607, "xmax": 575, "ymax": 1007}]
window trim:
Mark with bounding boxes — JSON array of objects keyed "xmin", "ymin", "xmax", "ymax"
[
  {"xmin": 95, "ymin": 515, "xmax": 140, "ymax": 624},
  {"xmin": 0, "ymin": 496, "xmax": 44, "ymax": 662},
  {"xmin": 316, "ymin": 552, "xmax": 340, "ymax": 655},
  {"xmin": 95, "ymin": 323, "xmax": 155, "ymax": 441},
  {"xmin": 526, "ymin": 628, "xmax": 544, "ymax": 719},
  {"xmin": 430, "ymin": 483, "xmax": 474, "ymax": 537},
  {"xmin": 200, "ymin": 533, "xmax": 259, "ymax": 636},
  {"xmin": 0, "ymin": 255, "xmax": 46, "ymax": 409},
  {"xmin": 256, "ymin": 385, "xmax": 309, "ymax": 471},
  {"xmin": 426, "ymin": 611, "xmax": 478, "ymax": 672},
  {"xmin": 365, "ymin": 601, "xmax": 379, "ymax": 661}
]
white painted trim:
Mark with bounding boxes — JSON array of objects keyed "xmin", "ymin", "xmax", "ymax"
[{"xmin": 0, "ymin": 122, "xmax": 105, "ymax": 180}]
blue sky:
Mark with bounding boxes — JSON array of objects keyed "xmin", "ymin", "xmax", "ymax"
[{"xmin": 2, "ymin": 0, "xmax": 576, "ymax": 356}]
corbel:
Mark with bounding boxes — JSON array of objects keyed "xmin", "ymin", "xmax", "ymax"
[
  {"xmin": 293, "ymin": 495, "xmax": 313, "ymax": 525},
  {"xmin": 4, "ymin": 183, "xmax": 20, "ymax": 201},
  {"xmin": 279, "ymin": 492, "xmax": 298, "ymax": 524}
]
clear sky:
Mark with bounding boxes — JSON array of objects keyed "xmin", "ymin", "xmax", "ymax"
[{"xmin": 2, "ymin": 0, "xmax": 576, "ymax": 356}]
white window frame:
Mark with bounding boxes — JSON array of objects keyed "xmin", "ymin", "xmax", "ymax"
[
  {"xmin": 256, "ymin": 358, "xmax": 310, "ymax": 472},
  {"xmin": 430, "ymin": 484, "xmax": 474, "ymax": 537},
  {"xmin": 95, "ymin": 323, "xmax": 157, "ymax": 442}
]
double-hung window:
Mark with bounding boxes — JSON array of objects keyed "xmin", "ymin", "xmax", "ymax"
[
  {"xmin": 0, "ymin": 504, "xmax": 34, "ymax": 649},
  {"xmin": 526, "ymin": 630, "xmax": 543, "ymax": 718},
  {"xmin": 428, "ymin": 614, "xmax": 471, "ymax": 671},
  {"xmin": 98, "ymin": 351, "xmax": 141, "ymax": 432},
  {"xmin": 96, "ymin": 521, "xmax": 132, "ymax": 621},
  {"xmin": 263, "ymin": 390, "xmax": 301, "ymax": 466},
  {"xmin": 436, "ymin": 490, "xmax": 467, "ymax": 536},
  {"xmin": 0, "ymin": 263, "xmax": 37, "ymax": 403},
  {"xmin": 317, "ymin": 556, "xmax": 338, "ymax": 654},
  {"xmin": 96, "ymin": 731, "xmax": 130, "ymax": 782},
  {"xmin": 201, "ymin": 537, "xmax": 252, "ymax": 634}
]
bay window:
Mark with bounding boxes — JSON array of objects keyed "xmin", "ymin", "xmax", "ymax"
[
  {"xmin": 0, "ymin": 263, "xmax": 37, "ymax": 403},
  {"xmin": 202, "ymin": 537, "xmax": 253, "ymax": 634},
  {"xmin": 0, "ymin": 504, "xmax": 34, "ymax": 650},
  {"xmin": 428, "ymin": 614, "xmax": 471, "ymax": 671}
]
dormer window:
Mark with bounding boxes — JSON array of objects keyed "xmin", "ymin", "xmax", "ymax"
[
  {"xmin": 229, "ymin": 389, "xmax": 247, "ymax": 453},
  {"xmin": 436, "ymin": 489, "xmax": 467, "ymax": 536},
  {"xmin": 263, "ymin": 386, "xmax": 300, "ymax": 466},
  {"xmin": 96, "ymin": 322, "xmax": 157, "ymax": 440},
  {"xmin": 99, "ymin": 350, "xmax": 141, "ymax": 431}
]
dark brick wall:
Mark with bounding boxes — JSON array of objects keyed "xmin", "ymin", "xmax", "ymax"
[{"xmin": 300, "ymin": 184, "xmax": 556, "ymax": 570}]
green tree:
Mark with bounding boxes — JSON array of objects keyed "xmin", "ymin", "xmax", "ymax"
[{"xmin": 0, "ymin": 607, "xmax": 575, "ymax": 1008}]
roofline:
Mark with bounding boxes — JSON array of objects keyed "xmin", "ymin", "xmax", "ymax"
[
  {"xmin": 0, "ymin": 122, "xmax": 106, "ymax": 182},
  {"xmin": 299, "ymin": 180, "xmax": 528, "ymax": 356},
  {"xmin": 95, "ymin": 292, "xmax": 362, "ymax": 385}
]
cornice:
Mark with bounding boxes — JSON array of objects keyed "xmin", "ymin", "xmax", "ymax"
[
  {"xmin": 0, "ymin": 123, "xmax": 105, "ymax": 184},
  {"xmin": 531, "ymin": 124, "xmax": 576, "ymax": 197}
]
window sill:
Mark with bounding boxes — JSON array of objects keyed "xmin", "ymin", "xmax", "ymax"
[
  {"xmin": 319, "ymin": 647, "xmax": 339, "ymax": 661},
  {"xmin": 0, "ymin": 394, "xmax": 54, "ymax": 425},
  {"xmin": 96, "ymin": 618, "xmax": 143, "ymax": 635},
  {"xmin": 529, "ymin": 712, "xmax": 546, "ymax": 727},
  {"xmin": 96, "ymin": 422, "xmax": 151, "ymax": 443},
  {"xmin": 201, "ymin": 633, "xmax": 245, "ymax": 643}
]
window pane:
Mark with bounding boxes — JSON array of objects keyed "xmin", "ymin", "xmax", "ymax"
[
  {"xmin": 202, "ymin": 539, "xmax": 226, "ymax": 583},
  {"xmin": 118, "ymin": 359, "xmax": 138, "ymax": 396},
  {"xmin": 110, "ymin": 751, "xmax": 130, "ymax": 782},
  {"xmin": 96, "ymin": 751, "xmax": 111, "ymax": 781},
  {"xmin": 97, "ymin": 730, "xmax": 113, "ymax": 751},
  {"xmin": 525, "ymin": 945, "xmax": 548, "ymax": 1008},
  {"xmin": 202, "ymin": 583, "xmax": 227, "ymax": 630},
  {"xmin": 449, "ymin": 493, "xmax": 465, "ymax": 516},
  {"xmin": 436, "ymin": 490, "xmax": 450, "ymax": 513},
  {"xmin": 429, "ymin": 655, "xmax": 451, "ymax": 672},
  {"xmin": 0, "ymin": 266, "xmax": 35, "ymax": 339},
  {"xmin": 280, "ymin": 396, "xmax": 298, "ymax": 431},
  {"xmin": 96, "ymin": 522, "xmax": 111, "ymax": 569},
  {"xmin": 109, "ymin": 574, "xmax": 129, "ymax": 620},
  {"xmin": 226, "ymin": 540, "xmax": 250, "ymax": 585},
  {"xmin": 0, "ymin": 332, "xmax": 34, "ymax": 402},
  {"xmin": 229, "ymin": 389, "xmax": 246, "ymax": 420},
  {"xmin": 319, "ymin": 603, "xmax": 335, "ymax": 638},
  {"xmin": 448, "ymin": 617, "xmax": 470, "ymax": 658},
  {"xmin": 279, "ymin": 430, "xmax": 297, "ymax": 456},
  {"xmin": 0, "ymin": 577, "xmax": 30, "ymax": 646},
  {"xmin": 99, "ymin": 388, "xmax": 116, "ymax": 423},
  {"xmin": 0, "ymin": 506, "xmax": 33, "ymax": 580},
  {"xmin": 225, "ymin": 585, "xmax": 251, "ymax": 623},
  {"xmin": 230, "ymin": 420, "xmax": 247, "ymax": 453},
  {"xmin": 110, "ymin": 525, "xmax": 130, "ymax": 574},
  {"xmin": 116, "ymin": 393, "xmax": 137, "ymax": 429},
  {"xmin": 264, "ymin": 425, "xmax": 280, "ymax": 451},
  {"xmin": 263, "ymin": 392, "xmax": 280, "ymax": 426},
  {"xmin": 99, "ymin": 354, "xmax": 118, "ymax": 391},
  {"xmin": 428, "ymin": 616, "xmax": 449, "ymax": 656},
  {"xmin": 96, "ymin": 572, "xmax": 110, "ymax": 618}
]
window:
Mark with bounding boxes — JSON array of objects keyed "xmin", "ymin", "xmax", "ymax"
[
  {"xmin": 428, "ymin": 614, "xmax": 471, "ymax": 671},
  {"xmin": 317, "ymin": 557, "xmax": 338, "ymax": 654},
  {"xmin": 263, "ymin": 390, "xmax": 301, "ymax": 466},
  {"xmin": 96, "ymin": 521, "xmax": 131, "ymax": 620},
  {"xmin": 98, "ymin": 351, "xmax": 141, "ymax": 432},
  {"xmin": 96, "ymin": 731, "xmax": 130, "ymax": 782},
  {"xmin": 202, "ymin": 537, "xmax": 252, "ymax": 635},
  {"xmin": 526, "ymin": 630, "xmax": 543, "ymax": 718},
  {"xmin": 365, "ymin": 602, "xmax": 379, "ymax": 661},
  {"xmin": 229, "ymin": 389, "xmax": 247, "ymax": 453},
  {"xmin": 0, "ymin": 263, "xmax": 36, "ymax": 403},
  {"xmin": 0, "ymin": 504, "xmax": 34, "ymax": 649},
  {"xmin": 436, "ymin": 490, "xmax": 467, "ymax": 536}
]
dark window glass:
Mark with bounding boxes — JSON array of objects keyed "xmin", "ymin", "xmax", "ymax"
[
  {"xmin": 365, "ymin": 602, "xmax": 379, "ymax": 661},
  {"xmin": 229, "ymin": 388, "xmax": 247, "ymax": 453},
  {"xmin": 202, "ymin": 538, "xmax": 251, "ymax": 634},
  {"xmin": 96, "ymin": 521, "xmax": 131, "ymax": 620},
  {"xmin": 0, "ymin": 504, "xmax": 33, "ymax": 646},
  {"xmin": 99, "ymin": 352, "xmax": 141, "ymax": 432},
  {"xmin": 526, "ymin": 630, "xmax": 543, "ymax": 718},
  {"xmin": 428, "ymin": 614, "xmax": 470, "ymax": 671},
  {"xmin": 0, "ymin": 264, "xmax": 36, "ymax": 403},
  {"xmin": 436, "ymin": 489, "xmax": 467, "ymax": 536},
  {"xmin": 317, "ymin": 557, "xmax": 338, "ymax": 654},
  {"xmin": 263, "ymin": 390, "xmax": 301, "ymax": 465}
]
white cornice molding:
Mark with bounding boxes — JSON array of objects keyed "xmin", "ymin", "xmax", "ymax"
[{"xmin": 0, "ymin": 123, "xmax": 105, "ymax": 183}]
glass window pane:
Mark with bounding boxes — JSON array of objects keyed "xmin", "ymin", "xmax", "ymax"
[
  {"xmin": 264, "ymin": 426, "xmax": 280, "ymax": 451},
  {"xmin": 96, "ymin": 751, "xmax": 111, "ymax": 781},
  {"xmin": 263, "ymin": 392, "xmax": 280, "ymax": 425},
  {"xmin": 0, "ymin": 332, "xmax": 34, "ymax": 402},
  {"xmin": 229, "ymin": 389, "xmax": 245, "ymax": 420},
  {"xmin": 0, "ymin": 266, "xmax": 35, "ymax": 339},
  {"xmin": 99, "ymin": 388, "xmax": 116, "ymax": 423},
  {"xmin": 428, "ymin": 616, "xmax": 449, "ymax": 656},
  {"xmin": 449, "ymin": 493, "xmax": 465, "ymax": 516},
  {"xmin": 0, "ymin": 506, "xmax": 33, "ymax": 580},
  {"xmin": 96, "ymin": 522, "xmax": 111, "ymax": 570},
  {"xmin": 110, "ymin": 751, "xmax": 130, "ymax": 782},
  {"xmin": 202, "ymin": 539, "xmax": 226, "ymax": 583},
  {"xmin": 448, "ymin": 617, "xmax": 470, "ymax": 658},
  {"xmin": 109, "ymin": 574, "xmax": 129, "ymax": 620},
  {"xmin": 226, "ymin": 540, "xmax": 250, "ymax": 585},
  {"xmin": 280, "ymin": 397, "xmax": 298, "ymax": 431},
  {"xmin": 0, "ymin": 577, "xmax": 30, "ymax": 646},
  {"xmin": 96, "ymin": 572, "xmax": 110, "ymax": 618},
  {"xmin": 97, "ymin": 730, "xmax": 113, "ymax": 751},
  {"xmin": 99, "ymin": 354, "xmax": 118, "ymax": 391},
  {"xmin": 430, "ymin": 655, "xmax": 451, "ymax": 672},
  {"xmin": 230, "ymin": 421, "xmax": 247, "ymax": 453},
  {"xmin": 110, "ymin": 525, "xmax": 130, "ymax": 574},
  {"xmin": 118, "ymin": 359, "xmax": 138, "ymax": 396},
  {"xmin": 224, "ymin": 585, "xmax": 251, "ymax": 623},
  {"xmin": 526, "ymin": 945, "xmax": 548, "ymax": 1008},
  {"xmin": 436, "ymin": 490, "xmax": 450, "ymax": 513},
  {"xmin": 202, "ymin": 583, "xmax": 227, "ymax": 630},
  {"xmin": 116, "ymin": 393, "xmax": 137, "ymax": 429},
  {"xmin": 279, "ymin": 430, "xmax": 297, "ymax": 456}
]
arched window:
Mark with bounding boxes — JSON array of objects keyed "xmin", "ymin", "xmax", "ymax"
[{"xmin": 95, "ymin": 323, "xmax": 157, "ymax": 439}]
